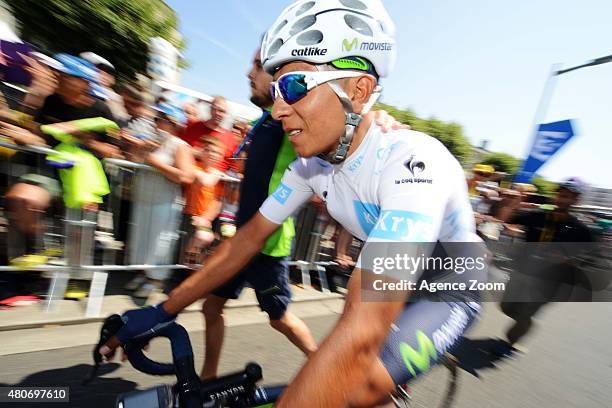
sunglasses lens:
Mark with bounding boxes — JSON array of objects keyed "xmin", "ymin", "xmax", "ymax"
[
  {"xmin": 279, "ymin": 74, "xmax": 307, "ymax": 104},
  {"xmin": 270, "ymin": 83, "xmax": 278, "ymax": 101}
]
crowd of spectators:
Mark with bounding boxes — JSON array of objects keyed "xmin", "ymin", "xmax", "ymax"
[{"xmin": 0, "ymin": 50, "xmax": 253, "ymax": 305}]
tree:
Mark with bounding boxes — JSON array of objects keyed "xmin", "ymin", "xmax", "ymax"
[
  {"xmin": 480, "ymin": 152, "xmax": 522, "ymax": 174},
  {"xmin": 6, "ymin": 0, "xmax": 184, "ymax": 81},
  {"xmin": 531, "ymin": 176, "xmax": 558, "ymax": 196},
  {"xmin": 375, "ymin": 102, "xmax": 473, "ymax": 165}
]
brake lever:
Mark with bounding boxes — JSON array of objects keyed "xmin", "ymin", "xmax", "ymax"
[{"xmin": 82, "ymin": 314, "xmax": 124, "ymax": 385}]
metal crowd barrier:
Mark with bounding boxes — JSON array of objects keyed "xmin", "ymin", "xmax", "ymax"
[{"xmin": 1, "ymin": 142, "xmax": 341, "ymax": 319}]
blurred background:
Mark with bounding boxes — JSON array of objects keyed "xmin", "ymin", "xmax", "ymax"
[{"xmin": 0, "ymin": 1, "xmax": 611, "ymax": 407}]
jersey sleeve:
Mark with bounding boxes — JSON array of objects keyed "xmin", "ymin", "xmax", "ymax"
[{"xmin": 259, "ymin": 158, "xmax": 314, "ymax": 225}]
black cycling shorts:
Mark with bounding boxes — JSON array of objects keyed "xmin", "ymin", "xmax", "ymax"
[{"xmin": 213, "ymin": 254, "xmax": 291, "ymax": 321}]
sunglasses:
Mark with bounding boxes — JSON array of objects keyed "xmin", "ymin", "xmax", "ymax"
[{"xmin": 270, "ymin": 70, "xmax": 367, "ymax": 105}]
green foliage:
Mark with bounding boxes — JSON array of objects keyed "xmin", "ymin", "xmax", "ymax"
[
  {"xmin": 531, "ymin": 176, "xmax": 558, "ymax": 196},
  {"xmin": 480, "ymin": 152, "xmax": 522, "ymax": 174},
  {"xmin": 375, "ymin": 102, "xmax": 472, "ymax": 165},
  {"xmin": 6, "ymin": 0, "xmax": 183, "ymax": 81}
]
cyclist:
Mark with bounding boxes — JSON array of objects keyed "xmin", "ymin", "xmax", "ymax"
[{"xmin": 101, "ymin": 1, "xmax": 484, "ymax": 406}]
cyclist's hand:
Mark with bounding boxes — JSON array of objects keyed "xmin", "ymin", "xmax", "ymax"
[
  {"xmin": 373, "ymin": 110, "xmax": 410, "ymax": 133},
  {"xmin": 98, "ymin": 303, "xmax": 175, "ymax": 359}
]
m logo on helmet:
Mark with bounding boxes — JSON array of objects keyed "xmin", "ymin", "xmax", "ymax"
[
  {"xmin": 342, "ymin": 38, "xmax": 359, "ymax": 52},
  {"xmin": 342, "ymin": 37, "xmax": 393, "ymax": 52}
]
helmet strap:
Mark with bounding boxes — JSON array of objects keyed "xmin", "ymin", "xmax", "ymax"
[{"xmin": 318, "ymin": 79, "xmax": 383, "ymax": 164}]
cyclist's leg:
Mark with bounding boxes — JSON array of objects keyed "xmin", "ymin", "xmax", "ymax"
[
  {"xmin": 349, "ymin": 299, "xmax": 480, "ymax": 407},
  {"xmin": 249, "ymin": 255, "xmax": 317, "ymax": 355},
  {"xmin": 201, "ymin": 274, "xmax": 247, "ymax": 379}
]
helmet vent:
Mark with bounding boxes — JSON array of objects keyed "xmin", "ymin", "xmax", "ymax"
[
  {"xmin": 344, "ymin": 14, "xmax": 373, "ymax": 36},
  {"xmin": 296, "ymin": 30, "xmax": 324, "ymax": 45},
  {"xmin": 339, "ymin": 0, "xmax": 368, "ymax": 10},
  {"xmin": 295, "ymin": 1, "xmax": 316, "ymax": 16},
  {"xmin": 290, "ymin": 15, "xmax": 317, "ymax": 35},
  {"xmin": 273, "ymin": 20, "xmax": 288, "ymax": 35},
  {"xmin": 268, "ymin": 39, "xmax": 284, "ymax": 57}
]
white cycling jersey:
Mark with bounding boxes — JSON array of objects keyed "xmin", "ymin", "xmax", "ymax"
[
  {"xmin": 260, "ymin": 122, "xmax": 481, "ymax": 278},
  {"xmin": 261, "ymin": 122, "xmax": 478, "ymax": 239}
]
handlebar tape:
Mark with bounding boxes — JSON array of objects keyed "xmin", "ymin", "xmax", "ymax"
[{"xmin": 125, "ymin": 322, "xmax": 193, "ymax": 376}]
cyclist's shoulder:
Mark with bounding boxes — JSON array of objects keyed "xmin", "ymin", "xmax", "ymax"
[
  {"xmin": 370, "ymin": 125, "xmax": 452, "ymax": 155},
  {"xmin": 370, "ymin": 126, "xmax": 459, "ymax": 171}
]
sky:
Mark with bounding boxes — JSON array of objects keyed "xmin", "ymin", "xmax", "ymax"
[{"xmin": 165, "ymin": 0, "xmax": 612, "ymax": 188}]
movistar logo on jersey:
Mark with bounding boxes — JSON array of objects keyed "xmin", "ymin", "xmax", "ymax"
[
  {"xmin": 354, "ymin": 201, "xmax": 380, "ymax": 236},
  {"xmin": 342, "ymin": 38, "xmax": 393, "ymax": 52},
  {"xmin": 370, "ymin": 210, "xmax": 433, "ymax": 241},
  {"xmin": 272, "ymin": 182, "xmax": 293, "ymax": 205},
  {"xmin": 291, "ymin": 47, "xmax": 328, "ymax": 56},
  {"xmin": 431, "ymin": 305, "xmax": 468, "ymax": 354},
  {"xmin": 399, "ymin": 330, "xmax": 438, "ymax": 377}
]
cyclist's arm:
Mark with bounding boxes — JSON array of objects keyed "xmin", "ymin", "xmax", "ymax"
[
  {"xmin": 165, "ymin": 212, "xmax": 279, "ymax": 314},
  {"xmin": 165, "ymin": 158, "xmax": 314, "ymax": 315}
]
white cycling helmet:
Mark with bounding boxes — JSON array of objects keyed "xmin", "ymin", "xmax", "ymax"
[
  {"xmin": 261, "ymin": 0, "xmax": 396, "ymax": 78},
  {"xmin": 261, "ymin": 0, "xmax": 397, "ymax": 163}
]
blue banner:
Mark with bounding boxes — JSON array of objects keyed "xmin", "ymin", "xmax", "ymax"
[{"xmin": 514, "ymin": 120, "xmax": 575, "ymax": 183}]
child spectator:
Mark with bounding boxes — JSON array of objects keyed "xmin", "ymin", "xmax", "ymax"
[{"xmin": 182, "ymin": 136, "xmax": 226, "ymax": 265}]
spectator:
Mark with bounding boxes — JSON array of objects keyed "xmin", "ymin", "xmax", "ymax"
[
  {"xmin": 182, "ymin": 136, "xmax": 226, "ymax": 265},
  {"xmin": 19, "ymin": 52, "xmax": 60, "ymax": 117},
  {"xmin": 80, "ymin": 52, "xmax": 129, "ymax": 124},
  {"xmin": 125, "ymin": 103, "xmax": 195, "ymax": 299},
  {"xmin": 183, "ymin": 102, "xmax": 200, "ymax": 125},
  {"xmin": 102, "ymin": 84, "xmax": 157, "ymax": 258},
  {"xmin": 118, "ymin": 84, "xmax": 158, "ymax": 161},
  {"xmin": 4, "ymin": 53, "xmax": 118, "ymax": 242},
  {"xmin": 180, "ymin": 95, "xmax": 237, "ymax": 172},
  {"xmin": 496, "ymin": 177, "xmax": 595, "ymax": 353},
  {"xmin": 3, "ymin": 53, "xmax": 120, "ymax": 300},
  {"xmin": 468, "ymin": 163, "xmax": 494, "ymax": 197}
]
